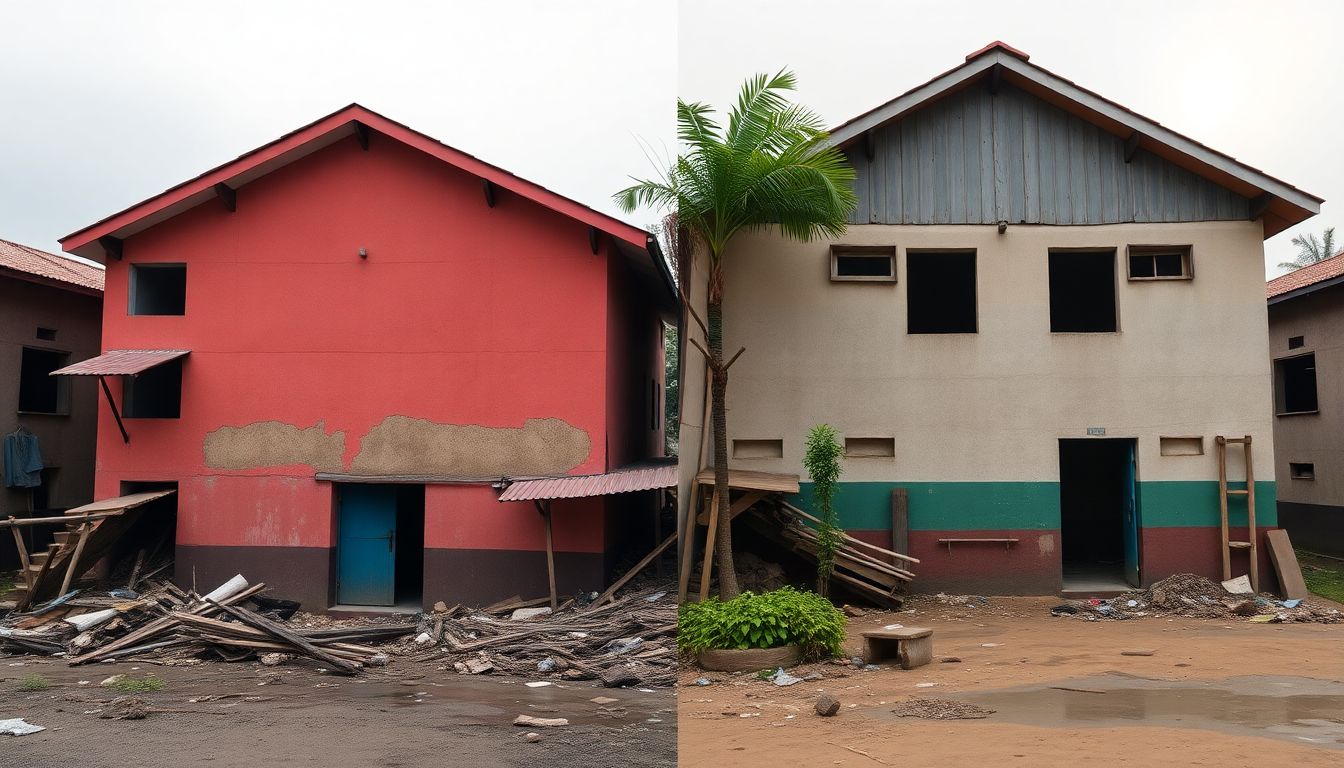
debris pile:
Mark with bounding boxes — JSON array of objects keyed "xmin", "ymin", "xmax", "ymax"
[
  {"xmin": 1052, "ymin": 573, "xmax": 1342, "ymax": 623},
  {"xmin": 1, "ymin": 574, "xmax": 414, "ymax": 671},
  {"xmin": 412, "ymin": 586, "xmax": 675, "ymax": 687},
  {"xmin": 891, "ymin": 697, "xmax": 996, "ymax": 720}
]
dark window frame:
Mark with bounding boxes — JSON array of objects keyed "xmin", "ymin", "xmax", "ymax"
[
  {"xmin": 128, "ymin": 263, "xmax": 188, "ymax": 316},
  {"xmin": 830, "ymin": 245, "xmax": 896, "ymax": 282},
  {"xmin": 906, "ymin": 248, "xmax": 978, "ymax": 334},
  {"xmin": 1127, "ymin": 244, "xmax": 1193, "ymax": 281},
  {"xmin": 1289, "ymin": 462, "xmax": 1315, "ymax": 480},
  {"xmin": 1048, "ymin": 248, "xmax": 1119, "ymax": 333},
  {"xmin": 1273, "ymin": 351, "xmax": 1319, "ymax": 416},
  {"xmin": 17, "ymin": 346, "xmax": 72, "ymax": 416},
  {"xmin": 122, "ymin": 358, "xmax": 184, "ymax": 419}
]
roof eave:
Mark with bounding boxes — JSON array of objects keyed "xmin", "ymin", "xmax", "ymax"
[
  {"xmin": 1268, "ymin": 274, "xmax": 1344, "ymax": 306},
  {"xmin": 0, "ymin": 266, "xmax": 103, "ymax": 297}
]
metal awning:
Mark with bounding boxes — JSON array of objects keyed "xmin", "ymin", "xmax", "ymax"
[
  {"xmin": 497, "ymin": 461, "xmax": 678, "ymax": 502},
  {"xmin": 52, "ymin": 349, "xmax": 190, "ymax": 376}
]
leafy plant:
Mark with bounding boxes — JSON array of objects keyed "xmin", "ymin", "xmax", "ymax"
[
  {"xmin": 804, "ymin": 424, "xmax": 844, "ymax": 596},
  {"xmin": 1279, "ymin": 226, "xmax": 1338, "ymax": 270},
  {"xmin": 18, "ymin": 674, "xmax": 50, "ymax": 692},
  {"xmin": 110, "ymin": 674, "xmax": 164, "ymax": 693},
  {"xmin": 677, "ymin": 586, "xmax": 847, "ymax": 660},
  {"xmin": 616, "ymin": 71, "xmax": 856, "ymax": 599}
]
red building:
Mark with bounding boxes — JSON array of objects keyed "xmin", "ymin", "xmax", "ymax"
[{"xmin": 55, "ymin": 105, "xmax": 676, "ymax": 610}]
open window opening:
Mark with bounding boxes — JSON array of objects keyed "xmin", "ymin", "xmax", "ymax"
[
  {"xmin": 1289, "ymin": 462, "xmax": 1315, "ymax": 480},
  {"xmin": 907, "ymin": 250, "xmax": 977, "ymax": 333},
  {"xmin": 830, "ymin": 245, "xmax": 895, "ymax": 282},
  {"xmin": 18, "ymin": 347, "xmax": 70, "ymax": 414},
  {"xmin": 1274, "ymin": 353, "xmax": 1318, "ymax": 415},
  {"xmin": 1288, "ymin": 336, "xmax": 1305, "ymax": 350},
  {"xmin": 1049, "ymin": 250, "xmax": 1117, "ymax": 333},
  {"xmin": 129, "ymin": 264, "xmax": 187, "ymax": 315},
  {"xmin": 1127, "ymin": 245, "xmax": 1192, "ymax": 280},
  {"xmin": 123, "ymin": 358, "xmax": 183, "ymax": 418}
]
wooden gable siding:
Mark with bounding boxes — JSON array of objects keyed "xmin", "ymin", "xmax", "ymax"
[{"xmin": 845, "ymin": 83, "xmax": 1249, "ymax": 226}]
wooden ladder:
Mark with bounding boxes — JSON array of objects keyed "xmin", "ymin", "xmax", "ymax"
[{"xmin": 1215, "ymin": 435, "xmax": 1257, "ymax": 592}]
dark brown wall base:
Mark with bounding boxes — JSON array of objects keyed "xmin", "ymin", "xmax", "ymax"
[
  {"xmin": 423, "ymin": 548, "xmax": 605, "ymax": 608},
  {"xmin": 1278, "ymin": 502, "xmax": 1344, "ymax": 558},
  {"xmin": 176, "ymin": 544, "xmax": 333, "ymax": 610}
]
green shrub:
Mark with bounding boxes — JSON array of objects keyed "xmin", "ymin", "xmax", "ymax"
[
  {"xmin": 677, "ymin": 586, "xmax": 847, "ymax": 660},
  {"xmin": 804, "ymin": 424, "xmax": 844, "ymax": 595},
  {"xmin": 111, "ymin": 674, "xmax": 164, "ymax": 693},
  {"xmin": 18, "ymin": 674, "xmax": 50, "ymax": 692}
]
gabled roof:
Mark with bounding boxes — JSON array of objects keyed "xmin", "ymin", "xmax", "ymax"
[
  {"xmin": 1267, "ymin": 251, "xmax": 1344, "ymax": 303},
  {"xmin": 829, "ymin": 42, "xmax": 1322, "ymax": 238},
  {"xmin": 59, "ymin": 105, "xmax": 670, "ymax": 295},
  {"xmin": 0, "ymin": 237, "xmax": 104, "ymax": 295}
]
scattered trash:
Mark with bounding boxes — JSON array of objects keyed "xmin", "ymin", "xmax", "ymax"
[
  {"xmin": 815, "ymin": 693, "xmax": 841, "ymax": 717},
  {"xmin": 525, "ymin": 681, "xmax": 553, "ymax": 688},
  {"xmin": 693, "ymin": 678, "xmax": 712, "ymax": 686},
  {"xmin": 510, "ymin": 607, "xmax": 553, "ymax": 621},
  {"xmin": 1050, "ymin": 604, "xmax": 1078, "ymax": 616},
  {"xmin": 0, "ymin": 718, "xmax": 45, "ymax": 736},
  {"xmin": 536, "ymin": 658, "xmax": 558, "ymax": 673},
  {"xmin": 1284, "ymin": 599, "xmax": 1303, "ymax": 609},
  {"xmin": 770, "ymin": 668, "xmax": 804, "ymax": 687},
  {"xmin": 1049, "ymin": 573, "xmax": 1341, "ymax": 623},
  {"xmin": 1221, "ymin": 575, "xmax": 1254, "ymax": 595}
]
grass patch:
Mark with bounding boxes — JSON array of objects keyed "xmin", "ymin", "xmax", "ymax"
[
  {"xmin": 18, "ymin": 674, "xmax": 50, "ymax": 692},
  {"xmin": 110, "ymin": 674, "xmax": 165, "ymax": 694},
  {"xmin": 1298, "ymin": 551, "xmax": 1344, "ymax": 604}
]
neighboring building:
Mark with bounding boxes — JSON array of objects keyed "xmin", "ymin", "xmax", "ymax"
[
  {"xmin": 54, "ymin": 105, "xmax": 676, "ymax": 609},
  {"xmin": 1267, "ymin": 253, "xmax": 1344, "ymax": 557},
  {"xmin": 678, "ymin": 43, "xmax": 1322, "ymax": 595},
  {"xmin": 0, "ymin": 238, "xmax": 104, "ymax": 564}
]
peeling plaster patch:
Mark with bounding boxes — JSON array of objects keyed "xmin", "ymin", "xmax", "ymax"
[
  {"xmin": 351, "ymin": 416, "xmax": 591, "ymax": 477},
  {"xmin": 203, "ymin": 421, "xmax": 346, "ymax": 472},
  {"xmin": 1038, "ymin": 533, "xmax": 1056, "ymax": 556}
]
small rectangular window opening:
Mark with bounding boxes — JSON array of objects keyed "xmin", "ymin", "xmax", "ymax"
[
  {"xmin": 129, "ymin": 264, "xmax": 187, "ymax": 315},
  {"xmin": 907, "ymin": 250, "xmax": 977, "ymax": 334},
  {"xmin": 1274, "ymin": 353, "xmax": 1318, "ymax": 415},
  {"xmin": 35, "ymin": 327, "xmax": 57, "ymax": 341},
  {"xmin": 18, "ymin": 347, "xmax": 70, "ymax": 414},
  {"xmin": 830, "ymin": 245, "xmax": 895, "ymax": 282},
  {"xmin": 1159, "ymin": 436, "xmax": 1204, "ymax": 456},
  {"xmin": 844, "ymin": 437, "xmax": 895, "ymax": 458},
  {"xmin": 1049, "ymin": 250, "xmax": 1117, "ymax": 333},
  {"xmin": 1290, "ymin": 462, "xmax": 1315, "ymax": 480},
  {"xmin": 1127, "ymin": 245, "xmax": 1192, "ymax": 280},
  {"xmin": 123, "ymin": 358, "xmax": 183, "ymax": 418},
  {"xmin": 733, "ymin": 438, "xmax": 783, "ymax": 459},
  {"xmin": 1288, "ymin": 336, "xmax": 1305, "ymax": 350}
]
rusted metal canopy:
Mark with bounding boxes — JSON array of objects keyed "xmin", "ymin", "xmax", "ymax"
[
  {"xmin": 498, "ymin": 461, "xmax": 677, "ymax": 502},
  {"xmin": 52, "ymin": 349, "xmax": 189, "ymax": 376}
]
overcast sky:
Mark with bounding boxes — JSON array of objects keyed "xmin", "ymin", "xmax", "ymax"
[
  {"xmin": 3, "ymin": 2, "xmax": 1336, "ymax": 280},
  {"xmin": 0, "ymin": 1, "xmax": 675, "ymax": 260},
  {"xmin": 680, "ymin": 0, "xmax": 1341, "ymax": 278}
]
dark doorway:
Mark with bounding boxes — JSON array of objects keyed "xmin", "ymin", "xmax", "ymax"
[
  {"xmin": 115, "ymin": 481, "xmax": 179, "ymax": 587},
  {"xmin": 1059, "ymin": 439, "xmax": 1139, "ymax": 590},
  {"xmin": 335, "ymin": 484, "xmax": 423, "ymax": 607}
]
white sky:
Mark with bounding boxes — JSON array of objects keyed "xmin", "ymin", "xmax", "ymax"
[
  {"xmin": 0, "ymin": 1, "xmax": 676, "ymax": 259},
  {"xmin": 679, "ymin": 0, "xmax": 1341, "ymax": 278},
  {"xmin": 3, "ymin": 2, "xmax": 1335, "ymax": 280}
]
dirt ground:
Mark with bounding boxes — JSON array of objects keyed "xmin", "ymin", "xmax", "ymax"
[
  {"xmin": 678, "ymin": 596, "xmax": 1344, "ymax": 767},
  {"xmin": 0, "ymin": 657, "xmax": 675, "ymax": 768}
]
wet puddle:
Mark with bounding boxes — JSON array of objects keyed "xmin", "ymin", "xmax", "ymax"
[{"xmin": 915, "ymin": 674, "xmax": 1344, "ymax": 748}]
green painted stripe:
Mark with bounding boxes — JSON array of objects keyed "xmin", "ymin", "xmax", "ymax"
[{"xmin": 792, "ymin": 480, "xmax": 1277, "ymax": 532}]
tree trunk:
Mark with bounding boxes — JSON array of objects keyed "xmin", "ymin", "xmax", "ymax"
[{"xmin": 707, "ymin": 272, "xmax": 740, "ymax": 600}]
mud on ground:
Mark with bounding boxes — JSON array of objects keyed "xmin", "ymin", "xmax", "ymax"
[
  {"xmin": 1, "ymin": 657, "xmax": 674, "ymax": 768},
  {"xmin": 679, "ymin": 595, "xmax": 1344, "ymax": 767}
]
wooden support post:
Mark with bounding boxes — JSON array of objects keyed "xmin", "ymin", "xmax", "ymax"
[
  {"xmin": 10, "ymin": 520, "xmax": 31, "ymax": 587},
  {"xmin": 1216, "ymin": 436, "xmax": 1231, "ymax": 581},
  {"xmin": 677, "ymin": 481, "xmax": 700, "ymax": 602},
  {"xmin": 535, "ymin": 501, "xmax": 558, "ymax": 611},
  {"xmin": 59, "ymin": 523, "xmax": 91, "ymax": 597},
  {"xmin": 890, "ymin": 488, "xmax": 909, "ymax": 562},
  {"xmin": 1245, "ymin": 436, "xmax": 1258, "ymax": 593},
  {"xmin": 698, "ymin": 487, "xmax": 721, "ymax": 601},
  {"xmin": 590, "ymin": 531, "xmax": 677, "ymax": 609}
]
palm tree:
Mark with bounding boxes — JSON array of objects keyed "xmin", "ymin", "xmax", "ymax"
[
  {"xmin": 615, "ymin": 71, "xmax": 856, "ymax": 599},
  {"xmin": 1279, "ymin": 227, "xmax": 1338, "ymax": 270}
]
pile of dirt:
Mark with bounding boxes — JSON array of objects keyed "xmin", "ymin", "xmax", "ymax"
[
  {"xmin": 1055, "ymin": 573, "xmax": 1342, "ymax": 623},
  {"xmin": 891, "ymin": 697, "xmax": 996, "ymax": 720}
]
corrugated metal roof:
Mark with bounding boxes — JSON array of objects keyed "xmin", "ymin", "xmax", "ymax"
[
  {"xmin": 0, "ymin": 237, "xmax": 104, "ymax": 292},
  {"xmin": 52, "ymin": 349, "xmax": 190, "ymax": 376},
  {"xmin": 1267, "ymin": 251, "xmax": 1344, "ymax": 300},
  {"xmin": 498, "ymin": 461, "xmax": 677, "ymax": 502}
]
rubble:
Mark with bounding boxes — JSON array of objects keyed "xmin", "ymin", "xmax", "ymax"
[
  {"xmin": 891, "ymin": 697, "xmax": 996, "ymax": 720},
  {"xmin": 1051, "ymin": 573, "xmax": 1342, "ymax": 623},
  {"xmin": 412, "ymin": 585, "xmax": 675, "ymax": 687}
]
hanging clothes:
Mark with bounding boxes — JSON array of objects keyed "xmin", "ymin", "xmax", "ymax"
[{"xmin": 3, "ymin": 428, "xmax": 44, "ymax": 488}]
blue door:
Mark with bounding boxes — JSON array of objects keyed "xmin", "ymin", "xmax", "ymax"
[
  {"xmin": 1122, "ymin": 440, "xmax": 1141, "ymax": 587},
  {"xmin": 337, "ymin": 485, "xmax": 397, "ymax": 606}
]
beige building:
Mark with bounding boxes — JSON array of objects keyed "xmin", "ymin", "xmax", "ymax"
[
  {"xmin": 1267, "ymin": 254, "xmax": 1344, "ymax": 557},
  {"xmin": 679, "ymin": 43, "xmax": 1321, "ymax": 595}
]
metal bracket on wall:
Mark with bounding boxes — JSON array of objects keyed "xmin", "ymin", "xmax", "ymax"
[{"xmin": 97, "ymin": 376, "xmax": 130, "ymax": 444}]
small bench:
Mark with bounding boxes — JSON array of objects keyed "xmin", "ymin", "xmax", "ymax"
[{"xmin": 861, "ymin": 627, "xmax": 934, "ymax": 669}]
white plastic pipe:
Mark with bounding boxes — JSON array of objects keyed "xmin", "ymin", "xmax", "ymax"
[
  {"xmin": 64, "ymin": 609, "xmax": 117, "ymax": 632},
  {"xmin": 202, "ymin": 574, "xmax": 249, "ymax": 603}
]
